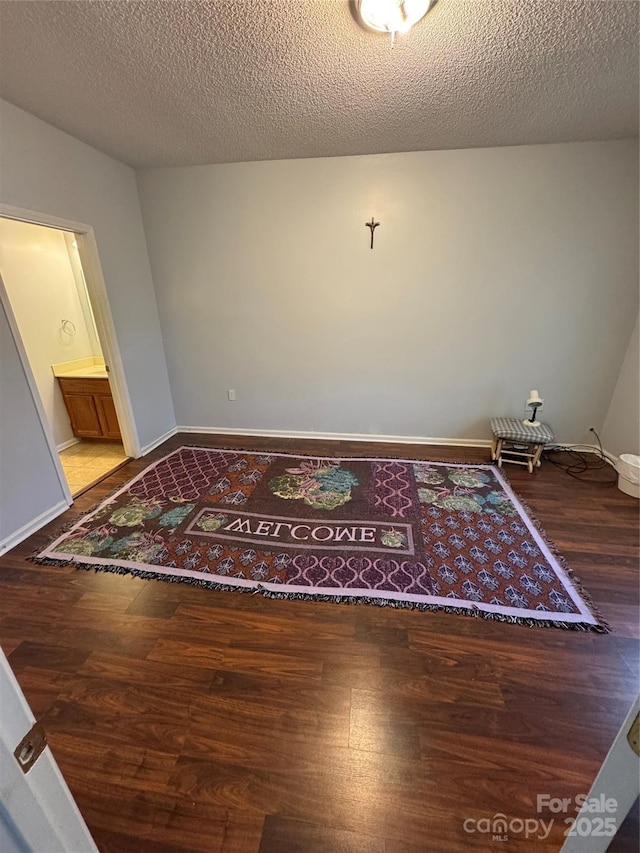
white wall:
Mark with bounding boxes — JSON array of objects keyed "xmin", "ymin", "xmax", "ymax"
[
  {"xmin": 0, "ymin": 99, "xmax": 175, "ymax": 551},
  {"xmin": 1, "ymin": 218, "xmax": 98, "ymax": 448},
  {"xmin": 137, "ymin": 140, "xmax": 639, "ymax": 444},
  {"xmin": 602, "ymin": 314, "xmax": 639, "ymax": 458},
  {"xmin": 0, "ymin": 300, "xmax": 65, "ymax": 546}
]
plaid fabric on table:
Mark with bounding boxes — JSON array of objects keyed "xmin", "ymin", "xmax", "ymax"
[{"xmin": 491, "ymin": 417, "xmax": 554, "ymax": 444}]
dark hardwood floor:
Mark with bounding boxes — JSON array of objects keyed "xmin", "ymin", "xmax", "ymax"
[{"xmin": 1, "ymin": 434, "xmax": 638, "ymax": 852}]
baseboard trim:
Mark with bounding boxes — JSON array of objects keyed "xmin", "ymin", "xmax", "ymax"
[
  {"xmin": 134, "ymin": 426, "xmax": 621, "ymax": 463},
  {"xmin": 56, "ymin": 438, "xmax": 80, "ymax": 453},
  {"xmin": 177, "ymin": 425, "xmax": 493, "ymax": 449},
  {"xmin": 605, "ymin": 450, "xmax": 619, "ymax": 469},
  {"xmin": 140, "ymin": 427, "xmax": 178, "ymax": 456},
  {"xmin": 0, "ymin": 500, "xmax": 69, "ymax": 556}
]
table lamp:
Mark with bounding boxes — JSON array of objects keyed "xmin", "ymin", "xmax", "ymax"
[{"xmin": 523, "ymin": 390, "xmax": 544, "ymax": 426}]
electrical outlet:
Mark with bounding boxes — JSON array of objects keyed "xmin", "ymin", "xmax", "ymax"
[{"xmin": 227, "ymin": 389, "xmax": 236, "ymax": 401}]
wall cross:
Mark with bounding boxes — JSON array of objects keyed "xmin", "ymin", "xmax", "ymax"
[{"xmin": 365, "ymin": 217, "xmax": 380, "ymax": 249}]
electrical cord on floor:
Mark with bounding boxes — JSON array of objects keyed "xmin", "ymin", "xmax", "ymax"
[{"xmin": 543, "ymin": 427, "xmax": 619, "ymax": 486}]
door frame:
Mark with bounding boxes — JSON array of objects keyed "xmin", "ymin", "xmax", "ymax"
[{"xmin": 0, "ymin": 205, "xmax": 141, "ymax": 499}]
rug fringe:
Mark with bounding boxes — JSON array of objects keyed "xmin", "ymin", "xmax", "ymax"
[
  {"xmin": 30, "ymin": 555, "xmax": 608, "ymax": 633},
  {"xmin": 176, "ymin": 442, "xmax": 485, "ymax": 466}
]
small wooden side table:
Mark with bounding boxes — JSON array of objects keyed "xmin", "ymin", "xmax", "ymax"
[{"xmin": 490, "ymin": 417, "xmax": 554, "ymax": 474}]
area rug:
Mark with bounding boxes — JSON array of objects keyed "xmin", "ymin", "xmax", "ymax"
[{"xmin": 36, "ymin": 447, "xmax": 606, "ymax": 631}]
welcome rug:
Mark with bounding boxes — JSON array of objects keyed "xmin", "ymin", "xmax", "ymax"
[{"xmin": 36, "ymin": 447, "xmax": 605, "ymax": 631}]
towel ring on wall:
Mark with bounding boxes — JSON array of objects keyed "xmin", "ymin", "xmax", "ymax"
[{"xmin": 61, "ymin": 319, "xmax": 76, "ymax": 336}]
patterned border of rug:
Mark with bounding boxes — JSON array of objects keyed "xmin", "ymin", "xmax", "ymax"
[{"xmin": 36, "ymin": 446, "xmax": 606, "ymax": 631}]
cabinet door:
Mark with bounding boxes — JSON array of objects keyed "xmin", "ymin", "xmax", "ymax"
[
  {"xmin": 95, "ymin": 394, "xmax": 122, "ymax": 440},
  {"xmin": 64, "ymin": 394, "xmax": 103, "ymax": 438}
]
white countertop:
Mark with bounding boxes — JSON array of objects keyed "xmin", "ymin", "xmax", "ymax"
[{"xmin": 51, "ymin": 357, "xmax": 108, "ymax": 379}]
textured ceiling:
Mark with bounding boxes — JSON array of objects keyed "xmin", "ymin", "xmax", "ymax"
[{"xmin": 0, "ymin": 0, "xmax": 637, "ymax": 168}]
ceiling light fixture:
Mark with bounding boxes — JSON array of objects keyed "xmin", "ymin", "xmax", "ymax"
[{"xmin": 356, "ymin": 0, "xmax": 436, "ymax": 40}]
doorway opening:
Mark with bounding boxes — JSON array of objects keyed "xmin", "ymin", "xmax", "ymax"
[{"xmin": 0, "ymin": 216, "xmax": 131, "ymax": 497}]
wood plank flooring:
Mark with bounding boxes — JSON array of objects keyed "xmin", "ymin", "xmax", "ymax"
[{"xmin": 1, "ymin": 434, "xmax": 638, "ymax": 852}]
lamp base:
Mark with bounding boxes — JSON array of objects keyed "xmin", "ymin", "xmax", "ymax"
[{"xmin": 522, "ymin": 419, "xmax": 542, "ymax": 427}]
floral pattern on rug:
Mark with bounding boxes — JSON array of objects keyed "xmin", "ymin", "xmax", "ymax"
[
  {"xmin": 37, "ymin": 447, "xmax": 603, "ymax": 630},
  {"xmin": 414, "ymin": 464, "xmax": 516, "ymax": 516},
  {"xmin": 269, "ymin": 459, "xmax": 359, "ymax": 510}
]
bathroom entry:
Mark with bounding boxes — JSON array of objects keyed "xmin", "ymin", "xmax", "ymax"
[{"xmin": 0, "ymin": 216, "xmax": 129, "ymax": 496}]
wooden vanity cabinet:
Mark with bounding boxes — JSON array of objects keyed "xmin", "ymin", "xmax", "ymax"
[{"xmin": 57, "ymin": 377, "xmax": 122, "ymax": 440}]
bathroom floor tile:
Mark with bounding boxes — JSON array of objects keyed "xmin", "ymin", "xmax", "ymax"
[{"xmin": 59, "ymin": 440, "xmax": 128, "ymax": 496}]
